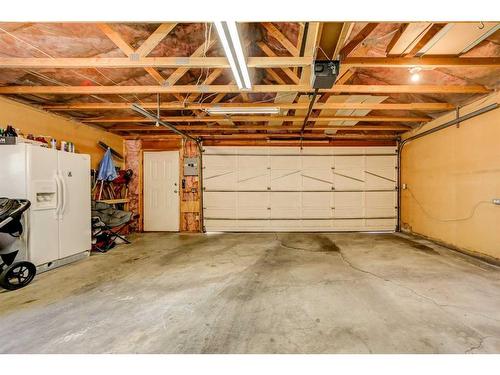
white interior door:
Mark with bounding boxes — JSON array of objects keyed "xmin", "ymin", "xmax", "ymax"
[
  {"xmin": 143, "ymin": 151, "xmax": 180, "ymax": 231},
  {"xmin": 58, "ymin": 151, "xmax": 91, "ymax": 259}
]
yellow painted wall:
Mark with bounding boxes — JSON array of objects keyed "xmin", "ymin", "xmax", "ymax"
[
  {"xmin": 401, "ymin": 92, "xmax": 500, "ymax": 261},
  {"xmin": 0, "ymin": 97, "xmax": 123, "ymax": 168}
]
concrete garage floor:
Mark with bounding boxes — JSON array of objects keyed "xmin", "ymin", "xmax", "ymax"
[{"xmin": 0, "ymin": 232, "xmax": 499, "ymax": 354}]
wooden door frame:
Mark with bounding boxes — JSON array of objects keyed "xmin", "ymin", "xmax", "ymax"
[{"xmin": 141, "ymin": 148, "xmax": 181, "ymax": 232}]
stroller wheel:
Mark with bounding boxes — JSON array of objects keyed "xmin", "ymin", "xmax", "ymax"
[{"xmin": 0, "ymin": 261, "xmax": 37, "ymax": 291}]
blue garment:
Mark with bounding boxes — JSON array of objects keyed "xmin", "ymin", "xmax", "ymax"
[{"xmin": 97, "ymin": 148, "xmax": 118, "ymax": 181}]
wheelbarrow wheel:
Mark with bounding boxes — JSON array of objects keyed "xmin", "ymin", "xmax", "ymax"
[{"xmin": 0, "ymin": 261, "xmax": 36, "ymax": 290}]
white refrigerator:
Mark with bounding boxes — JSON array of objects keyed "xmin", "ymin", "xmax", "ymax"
[{"xmin": 0, "ymin": 143, "xmax": 91, "ymax": 271}]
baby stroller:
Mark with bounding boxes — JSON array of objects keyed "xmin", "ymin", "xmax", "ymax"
[{"xmin": 0, "ymin": 198, "xmax": 36, "ymax": 290}]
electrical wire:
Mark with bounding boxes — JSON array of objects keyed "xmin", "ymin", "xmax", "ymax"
[{"xmin": 405, "ymin": 188, "xmax": 492, "ymax": 222}]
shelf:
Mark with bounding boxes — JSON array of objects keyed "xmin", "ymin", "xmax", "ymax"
[{"xmin": 96, "ymin": 198, "xmax": 130, "ymax": 204}]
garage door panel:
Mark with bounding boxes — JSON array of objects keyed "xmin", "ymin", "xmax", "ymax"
[
  {"xmin": 237, "ymin": 220, "xmax": 270, "ymax": 229},
  {"xmin": 204, "ymin": 220, "xmax": 237, "ymax": 231},
  {"xmin": 301, "ymin": 170, "xmax": 333, "ymax": 190},
  {"xmin": 333, "ymin": 156, "xmax": 365, "ymax": 190},
  {"xmin": 271, "ymin": 155, "xmax": 301, "ymax": 169},
  {"xmin": 204, "ymin": 191, "xmax": 236, "ymax": 206},
  {"xmin": 365, "ymin": 219, "xmax": 397, "ymax": 230},
  {"xmin": 204, "ymin": 170, "xmax": 236, "ymax": 190},
  {"xmin": 301, "ymin": 219, "xmax": 333, "ymax": 229},
  {"xmin": 203, "ymin": 147, "xmax": 396, "ymax": 232},
  {"xmin": 270, "ymin": 192, "xmax": 301, "ymax": 218},
  {"xmin": 365, "ymin": 155, "xmax": 397, "ymax": 189},
  {"xmin": 271, "ymin": 169, "xmax": 301, "ymax": 190},
  {"xmin": 365, "ymin": 192, "xmax": 396, "ymax": 217},
  {"xmin": 204, "ymin": 192, "xmax": 236, "ymax": 220},
  {"xmin": 365, "ymin": 171, "xmax": 396, "ymax": 190},
  {"xmin": 334, "ymin": 219, "xmax": 365, "ymax": 230},
  {"xmin": 302, "ymin": 192, "xmax": 332, "ymax": 219},
  {"xmin": 238, "ymin": 155, "xmax": 268, "ymax": 168},
  {"xmin": 204, "ymin": 155, "xmax": 237, "ymax": 169},
  {"xmin": 334, "ymin": 192, "xmax": 364, "ymax": 218},
  {"xmin": 302, "ymin": 155, "xmax": 332, "ymax": 169},
  {"xmin": 238, "ymin": 192, "xmax": 269, "ymax": 219},
  {"xmin": 237, "ymin": 169, "xmax": 269, "ymax": 190},
  {"xmin": 272, "ymin": 220, "xmax": 303, "ymax": 230},
  {"xmin": 204, "ymin": 208, "xmax": 236, "ymax": 219}
]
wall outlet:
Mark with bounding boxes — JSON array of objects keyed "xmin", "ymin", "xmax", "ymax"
[
  {"xmin": 402, "ymin": 183, "xmax": 408, "ymax": 190},
  {"xmin": 493, "ymin": 199, "xmax": 500, "ymax": 205}
]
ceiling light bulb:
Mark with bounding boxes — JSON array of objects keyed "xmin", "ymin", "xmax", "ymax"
[
  {"xmin": 155, "ymin": 121, "xmax": 160, "ymax": 127},
  {"xmin": 409, "ymin": 67, "xmax": 422, "ymax": 83}
]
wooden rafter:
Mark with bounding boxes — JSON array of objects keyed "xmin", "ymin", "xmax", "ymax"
[
  {"xmin": 43, "ymin": 101, "xmax": 454, "ymax": 112},
  {"xmin": 164, "ymin": 39, "xmax": 217, "ymax": 88},
  {"xmin": 386, "ymin": 23, "xmax": 409, "ymax": 55},
  {"xmin": 135, "ymin": 23, "xmax": 177, "ymax": 56},
  {"xmin": 0, "ymin": 56, "xmax": 310, "ymax": 69},
  {"xmin": 261, "ymin": 22, "xmax": 299, "ymax": 56},
  {"xmin": 109, "ymin": 124, "xmax": 410, "ymax": 132},
  {"xmin": 339, "ymin": 23, "xmax": 378, "ymax": 59},
  {"xmin": 332, "ymin": 22, "xmax": 353, "ymax": 59},
  {"xmin": 257, "ymin": 42, "xmax": 300, "ymax": 84},
  {"xmin": 265, "ymin": 68, "xmax": 287, "ymax": 84},
  {"xmin": 0, "ymin": 56, "xmax": 497, "ymax": 69},
  {"xmin": 124, "ymin": 133, "xmax": 398, "ymax": 140},
  {"xmin": 81, "ymin": 115, "xmax": 430, "ymax": 123},
  {"xmin": 405, "ymin": 23, "xmax": 446, "ymax": 57},
  {"xmin": 0, "ymin": 84, "xmax": 487, "ymax": 95},
  {"xmin": 97, "ymin": 23, "xmax": 176, "ymax": 85},
  {"xmin": 186, "ymin": 68, "xmax": 224, "ymax": 101}
]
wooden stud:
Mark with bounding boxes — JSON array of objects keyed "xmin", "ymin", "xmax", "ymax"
[
  {"xmin": 339, "ymin": 23, "xmax": 378, "ymax": 59},
  {"xmin": 261, "ymin": 22, "xmax": 299, "ymax": 56}
]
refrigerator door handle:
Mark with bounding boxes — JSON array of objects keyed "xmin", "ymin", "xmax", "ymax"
[
  {"xmin": 60, "ymin": 171, "xmax": 68, "ymax": 218},
  {"xmin": 55, "ymin": 174, "xmax": 63, "ymax": 218}
]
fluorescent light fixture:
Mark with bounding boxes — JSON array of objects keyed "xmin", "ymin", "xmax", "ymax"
[
  {"xmin": 461, "ymin": 24, "xmax": 500, "ymax": 54},
  {"xmin": 206, "ymin": 107, "xmax": 280, "ymax": 115},
  {"xmin": 214, "ymin": 21, "xmax": 252, "ymax": 90}
]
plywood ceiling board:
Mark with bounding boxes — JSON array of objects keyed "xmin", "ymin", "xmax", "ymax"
[
  {"xmin": 423, "ymin": 22, "xmax": 499, "ymax": 55},
  {"xmin": 330, "ymin": 95, "xmax": 388, "ymax": 126},
  {"xmin": 388, "ymin": 23, "xmax": 431, "ymax": 55}
]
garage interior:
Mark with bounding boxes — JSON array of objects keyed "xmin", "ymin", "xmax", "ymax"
[{"xmin": 0, "ymin": 21, "xmax": 499, "ymax": 354}]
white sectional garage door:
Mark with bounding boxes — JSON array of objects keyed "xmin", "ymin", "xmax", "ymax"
[{"xmin": 202, "ymin": 146, "xmax": 397, "ymax": 232}]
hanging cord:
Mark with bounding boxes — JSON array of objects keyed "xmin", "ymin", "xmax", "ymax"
[
  {"xmin": 155, "ymin": 93, "xmax": 161, "ymax": 127},
  {"xmin": 299, "ymin": 88, "xmax": 320, "ymax": 148},
  {"xmin": 405, "ymin": 188, "xmax": 492, "ymax": 222}
]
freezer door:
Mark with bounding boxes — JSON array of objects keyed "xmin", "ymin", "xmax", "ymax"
[
  {"xmin": 58, "ymin": 151, "xmax": 91, "ymax": 258},
  {"xmin": 26, "ymin": 145, "xmax": 60, "ymax": 266},
  {"xmin": 0, "ymin": 143, "xmax": 27, "ymax": 198}
]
